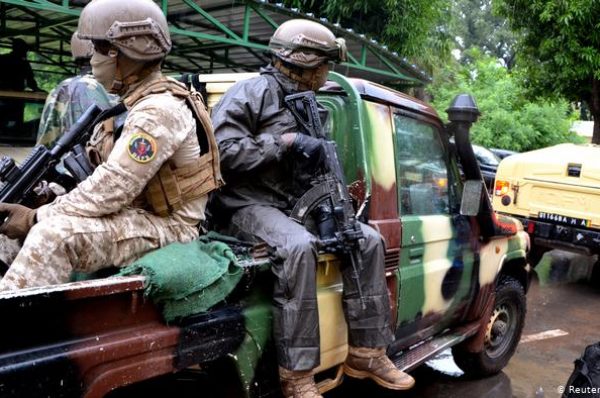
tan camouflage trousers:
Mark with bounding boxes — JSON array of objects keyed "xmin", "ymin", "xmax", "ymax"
[
  {"xmin": 0, "ymin": 209, "xmax": 198, "ymax": 291},
  {"xmin": 0, "ymin": 236, "xmax": 21, "ymax": 267}
]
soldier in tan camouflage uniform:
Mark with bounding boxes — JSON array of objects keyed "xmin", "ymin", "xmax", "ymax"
[
  {"xmin": 0, "ymin": 34, "xmax": 108, "ymax": 272},
  {"xmin": 0, "ymin": 0, "xmax": 222, "ymax": 290},
  {"xmin": 36, "ymin": 32, "xmax": 114, "ymax": 148}
]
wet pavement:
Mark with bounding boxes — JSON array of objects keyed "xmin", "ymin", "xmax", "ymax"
[{"xmin": 327, "ymin": 250, "xmax": 600, "ymax": 398}]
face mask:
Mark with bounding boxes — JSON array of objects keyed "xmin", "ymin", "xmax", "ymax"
[
  {"xmin": 310, "ymin": 63, "xmax": 330, "ymax": 91},
  {"xmin": 90, "ymin": 51, "xmax": 118, "ymax": 92}
]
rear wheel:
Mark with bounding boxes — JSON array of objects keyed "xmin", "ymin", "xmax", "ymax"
[{"xmin": 453, "ymin": 275, "xmax": 526, "ymax": 377}]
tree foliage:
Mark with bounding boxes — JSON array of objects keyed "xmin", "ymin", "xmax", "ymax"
[
  {"xmin": 495, "ymin": 0, "xmax": 600, "ymax": 143},
  {"xmin": 450, "ymin": 0, "xmax": 516, "ymax": 68},
  {"xmin": 429, "ymin": 50, "xmax": 583, "ymax": 151}
]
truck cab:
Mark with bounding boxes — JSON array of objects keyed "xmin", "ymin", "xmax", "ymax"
[{"xmin": 0, "ymin": 72, "xmax": 530, "ymax": 397}]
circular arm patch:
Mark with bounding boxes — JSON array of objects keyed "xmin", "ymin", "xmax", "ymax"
[{"xmin": 128, "ymin": 132, "xmax": 157, "ymax": 163}]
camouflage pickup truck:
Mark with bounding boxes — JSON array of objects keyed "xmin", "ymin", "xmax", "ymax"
[
  {"xmin": 0, "ymin": 72, "xmax": 530, "ymax": 398},
  {"xmin": 492, "ymin": 143, "xmax": 600, "ymax": 267}
]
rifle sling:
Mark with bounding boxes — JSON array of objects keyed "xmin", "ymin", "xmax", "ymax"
[{"xmin": 96, "ymin": 102, "xmax": 127, "ymax": 141}]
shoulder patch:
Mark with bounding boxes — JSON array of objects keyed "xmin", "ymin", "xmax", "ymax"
[{"xmin": 127, "ymin": 132, "xmax": 157, "ymax": 163}]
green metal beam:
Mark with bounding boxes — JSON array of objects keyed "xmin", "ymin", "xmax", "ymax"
[
  {"xmin": 171, "ymin": 9, "xmax": 269, "ymax": 65},
  {"xmin": 0, "ymin": 0, "xmax": 425, "ymax": 85},
  {"xmin": 360, "ymin": 44, "xmax": 367, "ymax": 66},
  {"xmin": 0, "ymin": 0, "xmax": 79, "ymax": 16},
  {"xmin": 338, "ymin": 51, "xmax": 416, "ymax": 81},
  {"xmin": 249, "ymin": 3, "xmax": 279, "ymax": 30},
  {"xmin": 335, "ymin": 62, "xmax": 416, "ymax": 83},
  {"xmin": 242, "ymin": 4, "xmax": 251, "ymax": 41},
  {"xmin": 172, "ymin": 22, "xmax": 255, "ymax": 70},
  {"xmin": 170, "ymin": 26, "xmax": 267, "ymax": 51},
  {"xmin": 33, "ymin": 51, "xmax": 72, "ymax": 74},
  {"xmin": 346, "ymin": 52, "xmax": 360, "ymax": 65},
  {"xmin": 370, "ymin": 47, "xmax": 402, "ymax": 75},
  {"xmin": 181, "ymin": 0, "xmax": 240, "ymax": 40},
  {"xmin": 0, "ymin": 29, "xmax": 67, "ymax": 45},
  {"xmin": 18, "ymin": 16, "xmax": 76, "ymax": 36},
  {"xmin": 168, "ymin": 11, "xmax": 269, "ymax": 51},
  {"xmin": 32, "ymin": 67, "xmax": 71, "ymax": 76}
]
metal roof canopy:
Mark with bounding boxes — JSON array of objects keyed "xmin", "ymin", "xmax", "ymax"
[{"xmin": 0, "ymin": 0, "xmax": 430, "ymax": 86}]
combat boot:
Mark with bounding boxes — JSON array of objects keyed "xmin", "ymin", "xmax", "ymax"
[
  {"xmin": 343, "ymin": 346, "xmax": 415, "ymax": 390},
  {"xmin": 279, "ymin": 367, "xmax": 323, "ymax": 398}
]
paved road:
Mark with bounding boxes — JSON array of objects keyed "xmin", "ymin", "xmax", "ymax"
[
  {"xmin": 327, "ymin": 250, "xmax": 600, "ymax": 398},
  {"xmin": 504, "ymin": 251, "xmax": 599, "ymax": 398}
]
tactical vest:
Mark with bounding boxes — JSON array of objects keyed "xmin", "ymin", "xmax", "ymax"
[{"xmin": 87, "ymin": 76, "xmax": 224, "ymax": 217}]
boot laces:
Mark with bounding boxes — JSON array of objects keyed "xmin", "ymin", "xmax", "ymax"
[{"xmin": 294, "ymin": 376, "xmax": 320, "ymax": 396}]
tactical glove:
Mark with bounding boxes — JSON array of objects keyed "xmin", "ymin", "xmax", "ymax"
[
  {"xmin": 0, "ymin": 203, "xmax": 37, "ymax": 241},
  {"xmin": 290, "ymin": 134, "xmax": 326, "ymax": 170}
]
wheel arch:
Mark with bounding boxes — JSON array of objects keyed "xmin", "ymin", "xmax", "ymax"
[{"xmin": 497, "ymin": 256, "xmax": 530, "ymax": 293}]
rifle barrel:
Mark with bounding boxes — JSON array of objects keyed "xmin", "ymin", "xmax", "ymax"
[{"xmin": 51, "ymin": 105, "xmax": 102, "ymax": 158}]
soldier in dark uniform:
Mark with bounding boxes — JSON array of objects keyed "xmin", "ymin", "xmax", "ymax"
[
  {"xmin": 0, "ymin": 39, "xmax": 40, "ymax": 92},
  {"xmin": 211, "ymin": 19, "xmax": 415, "ymax": 398}
]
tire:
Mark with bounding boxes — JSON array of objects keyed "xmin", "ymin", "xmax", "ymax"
[{"xmin": 452, "ymin": 275, "xmax": 526, "ymax": 377}]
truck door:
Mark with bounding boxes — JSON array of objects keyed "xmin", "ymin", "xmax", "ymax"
[{"xmin": 393, "ymin": 112, "xmax": 475, "ymax": 337}]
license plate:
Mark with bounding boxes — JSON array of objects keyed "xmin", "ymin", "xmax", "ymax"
[{"xmin": 537, "ymin": 212, "xmax": 591, "ymax": 228}]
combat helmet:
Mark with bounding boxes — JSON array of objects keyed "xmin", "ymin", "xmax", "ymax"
[
  {"xmin": 269, "ymin": 19, "xmax": 347, "ymax": 69},
  {"xmin": 70, "ymin": 32, "xmax": 93, "ymax": 60},
  {"xmin": 77, "ymin": 0, "xmax": 171, "ymax": 62}
]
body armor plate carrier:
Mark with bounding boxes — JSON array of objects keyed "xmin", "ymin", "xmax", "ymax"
[{"xmin": 88, "ymin": 76, "xmax": 224, "ymax": 217}]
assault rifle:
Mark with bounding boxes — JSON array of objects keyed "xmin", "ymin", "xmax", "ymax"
[
  {"xmin": 0, "ymin": 103, "xmax": 124, "ymax": 207},
  {"xmin": 285, "ymin": 91, "xmax": 367, "ymax": 310}
]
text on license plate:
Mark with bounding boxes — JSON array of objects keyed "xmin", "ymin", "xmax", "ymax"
[{"xmin": 537, "ymin": 212, "xmax": 591, "ymax": 228}]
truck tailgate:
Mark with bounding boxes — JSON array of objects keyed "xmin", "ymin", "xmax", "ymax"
[
  {"xmin": 517, "ymin": 180, "xmax": 600, "ymax": 228},
  {"xmin": 494, "ymin": 143, "xmax": 600, "ymax": 230}
]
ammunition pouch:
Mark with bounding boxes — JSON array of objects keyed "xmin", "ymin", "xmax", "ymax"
[{"xmin": 145, "ymin": 156, "xmax": 217, "ymax": 217}]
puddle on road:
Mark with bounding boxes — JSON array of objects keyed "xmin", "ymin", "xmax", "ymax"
[
  {"xmin": 402, "ymin": 350, "xmax": 515, "ymax": 398},
  {"xmin": 425, "ymin": 349, "xmax": 464, "ymax": 377}
]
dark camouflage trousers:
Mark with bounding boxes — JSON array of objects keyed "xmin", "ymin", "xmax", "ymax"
[
  {"xmin": 0, "ymin": 208, "xmax": 198, "ymax": 291},
  {"xmin": 229, "ymin": 205, "xmax": 393, "ymax": 371}
]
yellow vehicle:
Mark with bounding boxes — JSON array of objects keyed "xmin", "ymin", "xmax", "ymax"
[{"xmin": 492, "ymin": 143, "xmax": 600, "ymax": 265}]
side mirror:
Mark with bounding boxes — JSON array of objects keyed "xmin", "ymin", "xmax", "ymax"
[{"xmin": 460, "ymin": 179, "xmax": 484, "ymax": 216}]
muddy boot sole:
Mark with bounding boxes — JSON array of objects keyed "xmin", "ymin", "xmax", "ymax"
[{"xmin": 342, "ymin": 363, "xmax": 415, "ymax": 391}]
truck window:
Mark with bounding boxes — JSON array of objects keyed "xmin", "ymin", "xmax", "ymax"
[{"xmin": 394, "ymin": 114, "xmax": 449, "ymax": 216}]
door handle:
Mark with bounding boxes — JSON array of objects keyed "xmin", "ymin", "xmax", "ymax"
[{"xmin": 408, "ymin": 247, "xmax": 424, "ymax": 260}]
